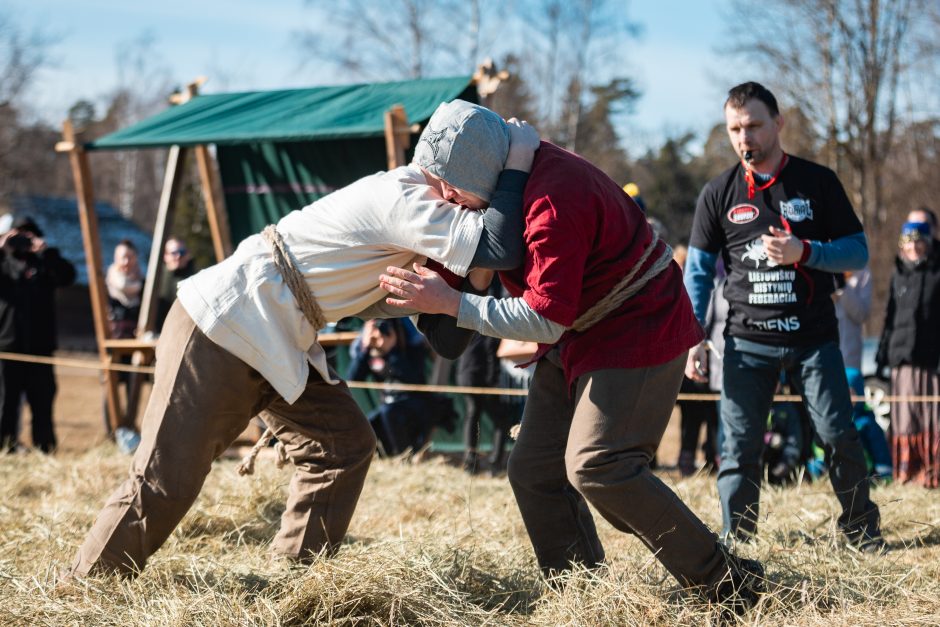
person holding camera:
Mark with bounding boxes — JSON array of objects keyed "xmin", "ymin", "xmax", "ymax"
[
  {"xmin": 347, "ymin": 318, "xmax": 454, "ymax": 457},
  {"xmin": 0, "ymin": 216, "xmax": 76, "ymax": 453}
]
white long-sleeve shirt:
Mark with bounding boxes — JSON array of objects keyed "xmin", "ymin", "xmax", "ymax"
[{"xmin": 178, "ymin": 165, "xmax": 482, "ymax": 403}]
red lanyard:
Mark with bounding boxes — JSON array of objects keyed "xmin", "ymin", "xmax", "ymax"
[{"xmin": 743, "ymin": 153, "xmax": 788, "ymax": 199}]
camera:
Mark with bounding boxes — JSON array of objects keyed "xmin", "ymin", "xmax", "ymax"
[{"xmin": 7, "ymin": 233, "xmax": 33, "ymax": 254}]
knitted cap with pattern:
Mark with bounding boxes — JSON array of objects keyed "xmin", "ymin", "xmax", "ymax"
[{"xmin": 412, "ymin": 100, "xmax": 509, "ymax": 202}]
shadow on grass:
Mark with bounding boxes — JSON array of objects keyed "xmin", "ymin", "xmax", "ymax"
[
  {"xmin": 176, "ymin": 499, "xmax": 285, "ymax": 544},
  {"xmin": 896, "ymin": 523, "xmax": 940, "ymax": 549},
  {"xmin": 170, "ymin": 568, "xmax": 276, "ymax": 598}
]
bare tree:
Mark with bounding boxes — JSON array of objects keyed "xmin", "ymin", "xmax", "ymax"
[
  {"xmin": 290, "ymin": 0, "xmax": 644, "ymax": 189},
  {"xmin": 295, "ymin": 0, "xmax": 507, "ymax": 80},
  {"xmin": 487, "ymin": 53, "xmax": 540, "ymax": 123},
  {"xmin": 0, "ymin": 11, "xmax": 55, "ymax": 108},
  {"xmin": 521, "ymin": 0, "xmax": 639, "ymax": 148},
  {"xmin": 106, "ymin": 32, "xmax": 175, "ymax": 224},
  {"xmin": 292, "ymin": 0, "xmax": 640, "ymax": 178},
  {"xmin": 0, "ymin": 10, "xmax": 58, "ymax": 206},
  {"xmin": 725, "ymin": 0, "xmax": 934, "ymax": 235},
  {"xmin": 62, "ymin": 33, "xmax": 176, "ymax": 227}
]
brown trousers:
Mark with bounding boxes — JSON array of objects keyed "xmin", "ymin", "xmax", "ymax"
[
  {"xmin": 507, "ymin": 350, "xmax": 727, "ymax": 588},
  {"xmin": 71, "ymin": 302, "xmax": 376, "ymax": 577}
]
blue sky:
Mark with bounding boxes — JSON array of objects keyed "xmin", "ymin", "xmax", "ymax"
[{"xmin": 9, "ymin": 0, "xmax": 732, "ymax": 152}]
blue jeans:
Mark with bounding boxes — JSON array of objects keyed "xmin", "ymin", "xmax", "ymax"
[{"xmin": 718, "ymin": 337, "xmax": 880, "ymax": 540}]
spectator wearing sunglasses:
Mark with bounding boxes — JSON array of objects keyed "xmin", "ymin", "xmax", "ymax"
[{"xmin": 156, "ymin": 236, "xmax": 197, "ymax": 332}]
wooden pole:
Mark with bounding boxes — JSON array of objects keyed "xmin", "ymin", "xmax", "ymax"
[
  {"xmin": 58, "ymin": 120, "xmax": 122, "ymax": 433},
  {"xmin": 194, "ymin": 145, "xmax": 232, "ymax": 262},
  {"xmin": 384, "ymin": 104, "xmax": 415, "ymax": 170},
  {"xmin": 133, "ymin": 77, "xmax": 210, "ymax": 335},
  {"xmin": 136, "ymin": 145, "xmax": 188, "ymax": 337}
]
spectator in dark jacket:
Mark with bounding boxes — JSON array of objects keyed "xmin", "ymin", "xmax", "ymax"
[
  {"xmin": 0, "ymin": 216, "xmax": 76, "ymax": 453},
  {"xmin": 877, "ymin": 207, "xmax": 940, "ymax": 488}
]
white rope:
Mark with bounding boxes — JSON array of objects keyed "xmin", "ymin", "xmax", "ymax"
[
  {"xmin": 571, "ymin": 234, "xmax": 673, "ymax": 332},
  {"xmin": 261, "ymin": 225, "xmax": 327, "ymax": 331},
  {"xmin": 236, "ymin": 423, "xmax": 291, "ymax": 476}
]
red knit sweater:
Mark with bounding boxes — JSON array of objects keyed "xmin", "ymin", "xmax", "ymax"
[{"xmin": 499, "ymin": 142, "xmax": 704, "ymax": 386}]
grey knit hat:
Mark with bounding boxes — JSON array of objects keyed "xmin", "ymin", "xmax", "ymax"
[{"xmin": 412, "ymin": 100, "xmax": 510, "ymax": 202}]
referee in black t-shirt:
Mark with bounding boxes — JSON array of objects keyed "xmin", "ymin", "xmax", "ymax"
[{"xmin": 683, "ymin": 82, "xmax": 886, "ymax": 554}]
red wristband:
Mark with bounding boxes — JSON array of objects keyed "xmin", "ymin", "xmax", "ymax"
[{"xmin": 799, "ymin": 240, "xmax": 812, "ymax": 263}]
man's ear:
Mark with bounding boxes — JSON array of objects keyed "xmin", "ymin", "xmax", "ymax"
[{"xmin": 775, "ymin": 112, "xmax": 785, "ymax": 133}]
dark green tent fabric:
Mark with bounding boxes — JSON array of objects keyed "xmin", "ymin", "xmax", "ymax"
[
  {"xmin": 218, "ymin": 137, "xmax": 388, "ymax": 241},
  {"xmin": 87, "ymin": 76, "xmax": 474, "ymax": 150}
]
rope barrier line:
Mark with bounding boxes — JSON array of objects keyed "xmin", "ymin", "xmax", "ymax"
[
  {"xmin": 0, "ymin": 351, "xmax": 156, "ymax": 374},
  {"xmin": 3, "ymin": 350, "xmax": 940, "ymax": 402}
]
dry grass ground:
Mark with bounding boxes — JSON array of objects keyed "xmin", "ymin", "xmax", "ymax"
[{"xmin": 1, "ymin": 357, "xmax": 938, "ymax": 625}]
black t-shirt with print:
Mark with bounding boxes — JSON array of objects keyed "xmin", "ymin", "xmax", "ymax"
[{"xmin": 690, "ymin": 155, "xmax": 863, "ymax": 346}]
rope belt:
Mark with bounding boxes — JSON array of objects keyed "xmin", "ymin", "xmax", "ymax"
[
  {"xmin": 239, "ymin": 225, "xmax": 327, "ymax": 476},
  {"xmin": 261, "ymin": 224, "xmax": 327, "ymax": 331},
  {"xmin": 570, "ymin": 233, "xmax": 673, "ymax": 333},
  {"xmin": 510, "ymin": 234, "xmax": 673, "ymax": 442}
]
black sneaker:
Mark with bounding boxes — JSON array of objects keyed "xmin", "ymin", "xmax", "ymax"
[
  {"xmin": 462, "ymin": 452, "xmax": 480, "ymax": 475},
  {"xmin": 708, "ymin": 547, "xmax": 766, "ymax": 615},
  {"xmin": 845, "ymin": 527, "xmax": 889, "ymax": 554}
]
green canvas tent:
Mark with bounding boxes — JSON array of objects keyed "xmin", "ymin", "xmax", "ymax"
[
  {"xmin": 58, "ymin": 75, "xmax": 481, "ymax": 433},
  {"xmin": 88, "ymin": 75, "xmax": 477, "ymax": 244}
]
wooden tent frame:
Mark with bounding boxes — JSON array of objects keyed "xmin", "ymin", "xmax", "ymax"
[{"xmin": 56, "ymin": 66, "xmax": 507, "ymax": 434}]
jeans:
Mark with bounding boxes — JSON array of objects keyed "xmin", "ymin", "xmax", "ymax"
[{"xmin": 718, "ymin": 337, "xmax": 880, "ymax": 540}]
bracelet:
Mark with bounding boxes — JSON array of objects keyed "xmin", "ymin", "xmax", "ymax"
[{"xmin": 799, "ymin": 240, "xmax": 812, "ymax": 264}]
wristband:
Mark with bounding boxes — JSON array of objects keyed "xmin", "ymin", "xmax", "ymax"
[{"xmin": 799, "ymin": 240, "xmax": 812, "ymax": 264}]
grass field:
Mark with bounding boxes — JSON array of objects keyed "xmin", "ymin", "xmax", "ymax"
[{"xmin": 2, "ymin": 442, "xmax": 939, "ymax": 626}]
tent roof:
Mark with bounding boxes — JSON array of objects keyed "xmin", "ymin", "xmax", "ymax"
[{"xmin": 88, "ymin": 76, "xmax": 474, "ymax": 151}]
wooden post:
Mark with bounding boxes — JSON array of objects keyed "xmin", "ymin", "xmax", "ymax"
[
  {"xmin": 136, "ymin": 145, "xmax": 188, "ymax": 337},
  {"xmin": 57, "ymin": 120, "xmax": 122, "ymax": 433},
  {"xmin": 132, "ymin": 76, "xmax": 211, "ymax": 334},
  {"xmin": 384, "ymin": 104, "xmax": 416, "ymax": 170},
  {"xmin": 194, "ymin": 145, "xmax": 232, "ymax": 262}
]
